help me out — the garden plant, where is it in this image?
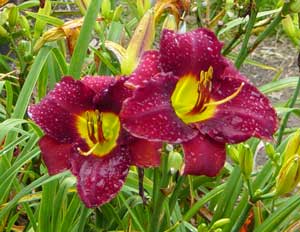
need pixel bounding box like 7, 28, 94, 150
0, 0, 300, 231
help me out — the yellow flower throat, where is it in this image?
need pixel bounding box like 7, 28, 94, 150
171, 66, 244, 124
76, 110, 120, 157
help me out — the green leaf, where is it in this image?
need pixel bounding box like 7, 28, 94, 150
26, 11, 64, 27
68, 0, 102, 79
259, 77, 299, 94
254, 196, 300, 232
0, 172, 69, 222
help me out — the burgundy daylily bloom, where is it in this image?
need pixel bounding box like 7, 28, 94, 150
121, 28, 278, 177
28, 76, 161, 208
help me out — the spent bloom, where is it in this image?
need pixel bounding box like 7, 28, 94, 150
28, 76, 161, 207
121, 28, 278, 177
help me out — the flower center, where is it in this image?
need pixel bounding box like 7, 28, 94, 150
75, 110, 121, 157
171, 66, 243, 124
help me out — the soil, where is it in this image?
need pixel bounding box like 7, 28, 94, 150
238, 36, 300, 165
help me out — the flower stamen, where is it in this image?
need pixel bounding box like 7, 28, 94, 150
203, 82, 244, 107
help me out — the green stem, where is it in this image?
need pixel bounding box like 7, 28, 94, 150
235, 4, 288, 68
183, 183, 225, 221
77, 207, 91, 232
148, 153, 169, 232
169, 176, 185, 214
235, 5, 258, 69
276, 44, 300, 146
231, 202, 252, 232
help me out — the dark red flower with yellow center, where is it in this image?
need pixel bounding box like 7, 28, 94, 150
121, 28, 278, 177
28, 76, 161, 208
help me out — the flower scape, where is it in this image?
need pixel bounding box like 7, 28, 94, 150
28, 28, 277, 208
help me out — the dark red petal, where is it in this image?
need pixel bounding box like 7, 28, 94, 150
126, 50, 161, 88
121, 73, 198, 143
39, 136, 71, 175
48, 76, 95, 113
92, 77, 132, 114
220, 58, 249, 82
182, 134, 225, 177
129, 138, 162, 167
28, 98, 77, 143
69, 146, 130, 208
81, 75, 115, 93
159, 28, 226, 77
196, 76, 278, 144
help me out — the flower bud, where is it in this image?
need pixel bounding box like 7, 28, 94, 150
282, 15, 296, 38
0, 25, 8, 37
227, 145, 239, 164
238, 144, 253, 179
121, 10, 155, 75
18, 15, 31, 39
137, 0, 151, 18
275, 155, 300, 196
282, 129, 300, 164
168, 151, 183, 174
265, 142, 276, 160
101, 0, 111, 19
74, 0, 91, 15
8, 5, 19, 27
210, 218, 230, 230
112, 5, 123, 21
290, 0, 300, 13
0, 8, 9, 25
162, 14, 177, 31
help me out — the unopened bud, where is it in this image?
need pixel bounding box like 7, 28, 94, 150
168, 151, 183, 174
8, 5, 19, 27
0, 8, 9, 25
282, 129, 300, 164
198, 223, 208, 232
265, 142, 276, 160
275, 155, 300, 196
282, 15, 296, 38
112, 5, 123, 21
290, 0, 300, 13
227, 145, 239, 164
74, 0, 91, 15
210, 218, 230, 230
121, 10, 155, 75
239, 144, 253, 179
101, 0, 111, 19
137, 0, 151, 18
162, 14, 177, 31
18, 15, 31, 38
0, 25, 8, 37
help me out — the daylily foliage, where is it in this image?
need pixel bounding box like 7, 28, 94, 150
29, 28, 277, 207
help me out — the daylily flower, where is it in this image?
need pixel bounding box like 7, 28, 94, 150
28, 76, 161, 208
120, 28, 278, 177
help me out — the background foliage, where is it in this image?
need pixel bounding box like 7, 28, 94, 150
0, 0, 300, 231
